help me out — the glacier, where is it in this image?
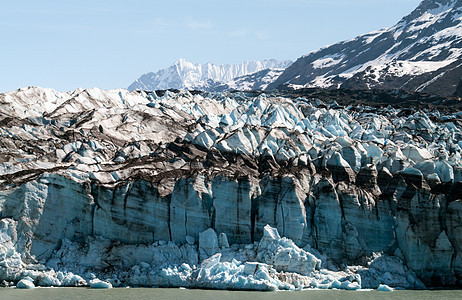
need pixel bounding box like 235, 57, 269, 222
0, 86, 461, 290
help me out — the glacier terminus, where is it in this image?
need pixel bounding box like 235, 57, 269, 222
2, 0, 462, 292
0, 87, 461, 290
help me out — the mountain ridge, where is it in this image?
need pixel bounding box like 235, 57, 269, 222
129, 0, 462, 96
268, 0, 462, 95
128, 58, 292, 92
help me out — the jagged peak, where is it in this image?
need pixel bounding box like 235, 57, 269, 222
175, 57, 188, 64
417, 0, 459, 10
269, 0, 462, 93
172, 58, 292, 69
400, 0, 461, 23
128, 59, 293, 91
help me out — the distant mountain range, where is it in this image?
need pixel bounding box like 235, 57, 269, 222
129, 0, 462, 96
128, 58, 292, 92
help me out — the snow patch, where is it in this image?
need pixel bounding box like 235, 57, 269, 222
312, 54, 344, 69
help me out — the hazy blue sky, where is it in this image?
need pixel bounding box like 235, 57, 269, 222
1, 0, 421, 92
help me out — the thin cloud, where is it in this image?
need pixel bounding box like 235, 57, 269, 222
229, 28, 270, 40
127, 18, 168, 34
229, 29, 249, 37
187, 19, 213, 31
255, 30, 270, 40
150, 17, 168, 33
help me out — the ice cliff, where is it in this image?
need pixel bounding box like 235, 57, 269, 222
0, 87, 461, 289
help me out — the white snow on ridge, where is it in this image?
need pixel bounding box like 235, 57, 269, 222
306, 75, 334, 89
129, 58, 293, 92
364, 60, 454, 79
427, 1, 458, 16
226, 69, 286, 91
395, 60, 454, 75
311, 54, 344, 69
432, 24, 462, 41
303, 59, 451, 89
363, 30, 387, 44
306, 54, 457, 89
407, 1, 460, 33
293, 0, 462, 90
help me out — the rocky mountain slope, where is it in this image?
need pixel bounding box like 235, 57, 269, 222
269, 0, 462, 96
0, 87, 461, 289
128, 58, 292, 92
212, 68, 286, 92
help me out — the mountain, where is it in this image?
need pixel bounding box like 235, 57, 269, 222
269, 0, 462, 96
211, 68, 286, 92
128, 58, 292, 92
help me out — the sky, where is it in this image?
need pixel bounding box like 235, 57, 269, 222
1, 0, 421, 93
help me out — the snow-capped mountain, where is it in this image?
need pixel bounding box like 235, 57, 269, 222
211, 68, 286, 92
269, 0, 462, 96
128, 58, 292, 92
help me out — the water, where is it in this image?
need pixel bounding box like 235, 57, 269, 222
1, 288, 461, 300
